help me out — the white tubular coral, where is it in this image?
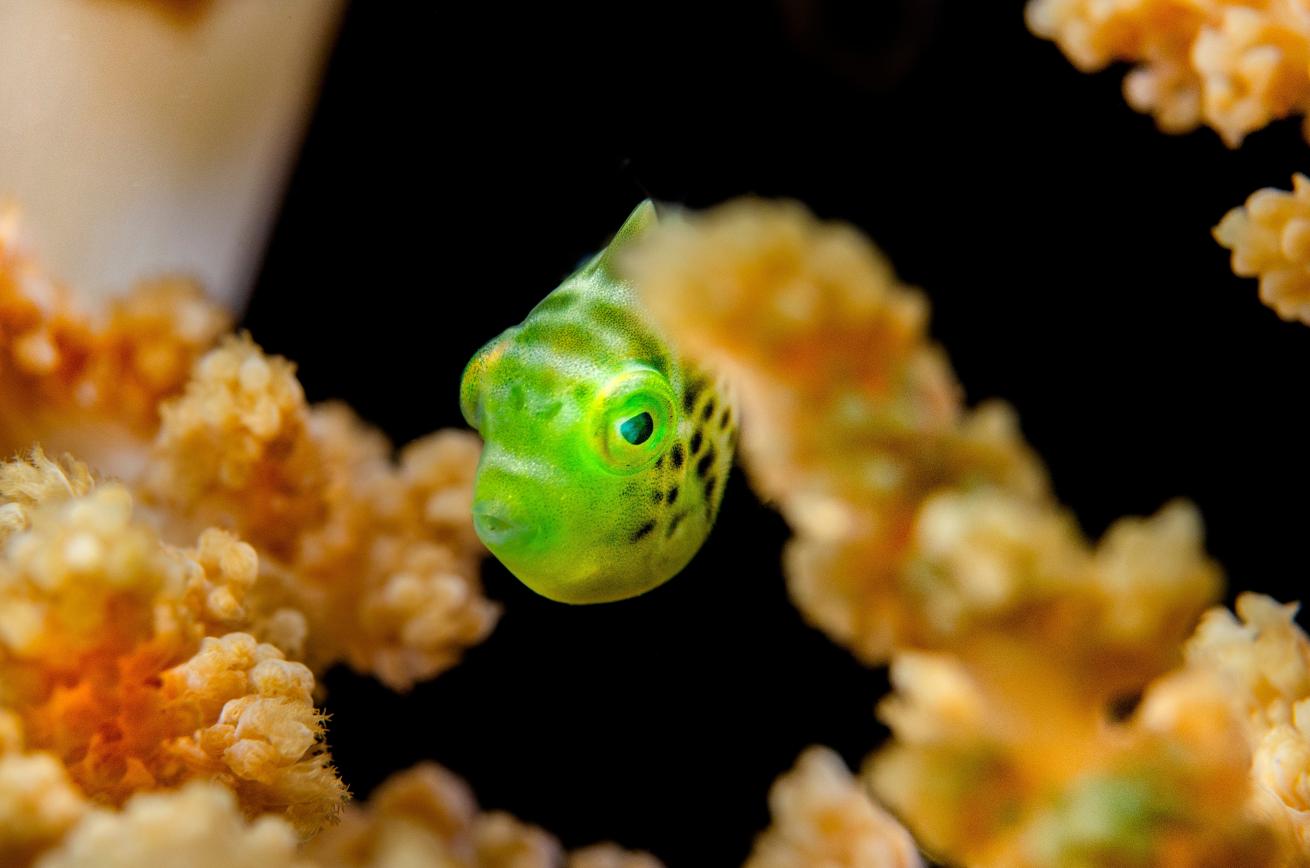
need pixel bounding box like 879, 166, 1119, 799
1215, 173, 1310, 323
745, 747, 922, 868
1026, 0, 1310, 146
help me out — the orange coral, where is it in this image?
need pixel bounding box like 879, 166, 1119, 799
33, 781, 308, 868
0, 450, 345, 846
304, 762, 662, 868
746, 747, 922, 868
868, 650, 1293, 865
624, 199, 1296, 863
0, 214, 496, 689
0, 709, 88, 866
141, 335, 496, 689
0, 212, 228, 471
1183, 593, 1310, 851
1026, 0, 1310, 146
1215, 173, 1310, 323
625, 200, 1219, 700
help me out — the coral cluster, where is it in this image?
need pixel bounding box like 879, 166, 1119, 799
140, 335, 496, 690
1215, 173, 1310, 323
0, 217, 660, 864
626, 199, 1305, 864
0, 216, 496, 690
745, 748, 921, 868
626, 200, 1218, 692
305, 763, 663, 868
0, 450, 345, 863
0, 207, 228, 476
1026, 0, 1310, 146
26, 762, 667, 868
1184, 594, 1310, 851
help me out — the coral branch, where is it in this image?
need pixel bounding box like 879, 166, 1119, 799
304, 763, 662, 868
624, 198, 1296, 863
1215, 173, 1310, 323
746, 747, 922, 868
1026, 0, 1310, 146
0, 451, 346, 848
626, 200, 1219, 699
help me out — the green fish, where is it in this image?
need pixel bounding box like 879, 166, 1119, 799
460, 201, 736, 603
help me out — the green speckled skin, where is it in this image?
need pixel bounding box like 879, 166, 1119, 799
460, 202, 736, 603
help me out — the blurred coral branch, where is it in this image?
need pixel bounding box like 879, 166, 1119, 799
1215, 173, 1310, 323
626, 199, 1304, 864
1026, 0, 1310, 146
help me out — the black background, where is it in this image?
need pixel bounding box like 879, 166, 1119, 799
244, 2, 1310, 864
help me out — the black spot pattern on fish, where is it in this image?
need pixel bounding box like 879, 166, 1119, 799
683, 377, 705, 413
671, 443, 685, 469
696, 446, 716, 479
631, 520, 656, 542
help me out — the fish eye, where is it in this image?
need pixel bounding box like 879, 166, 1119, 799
592, 370, 675, 473
619, 412, 654, 445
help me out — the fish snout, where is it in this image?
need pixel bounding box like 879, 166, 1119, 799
472, 500, 537, 549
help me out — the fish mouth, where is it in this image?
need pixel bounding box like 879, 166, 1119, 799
472, 503, 537, 549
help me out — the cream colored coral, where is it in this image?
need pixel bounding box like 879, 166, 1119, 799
34, 781, 309, 868
0, 214, 228, 469
1215, 173, 1310, 323
567, 844, 664, 868
869, 650, 1294, 866
625, 198, 1282, 864
0, 750, 87, 865
1026, 0, 1310, 146
159, 633, 341, 835
745, 747, 921, 868
626, 200, 1219, 698
142, 337, 495, 690
0, 451, 345, 836
3, 213, 493, 689
1183, 593, 1310, 849
305, 762, 661, 868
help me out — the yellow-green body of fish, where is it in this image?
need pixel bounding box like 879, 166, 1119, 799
459, 202, 736, 603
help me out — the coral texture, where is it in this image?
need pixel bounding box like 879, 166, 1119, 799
625, 199, 1301, 864
141, 335, 496, 689
625, 199, 1219, 697
745, 747, 922, 868
0, 208, 228, 472
34, 782, 310, 868
1215, 173, 1310, 323
1026, 0, 1310, 146
1184, 593, 1310, 851
304, 763, 663, 868
0, 216, 496, 690
0, 450, 345, 860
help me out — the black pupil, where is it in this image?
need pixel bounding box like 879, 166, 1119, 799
620, 412, 654, 445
